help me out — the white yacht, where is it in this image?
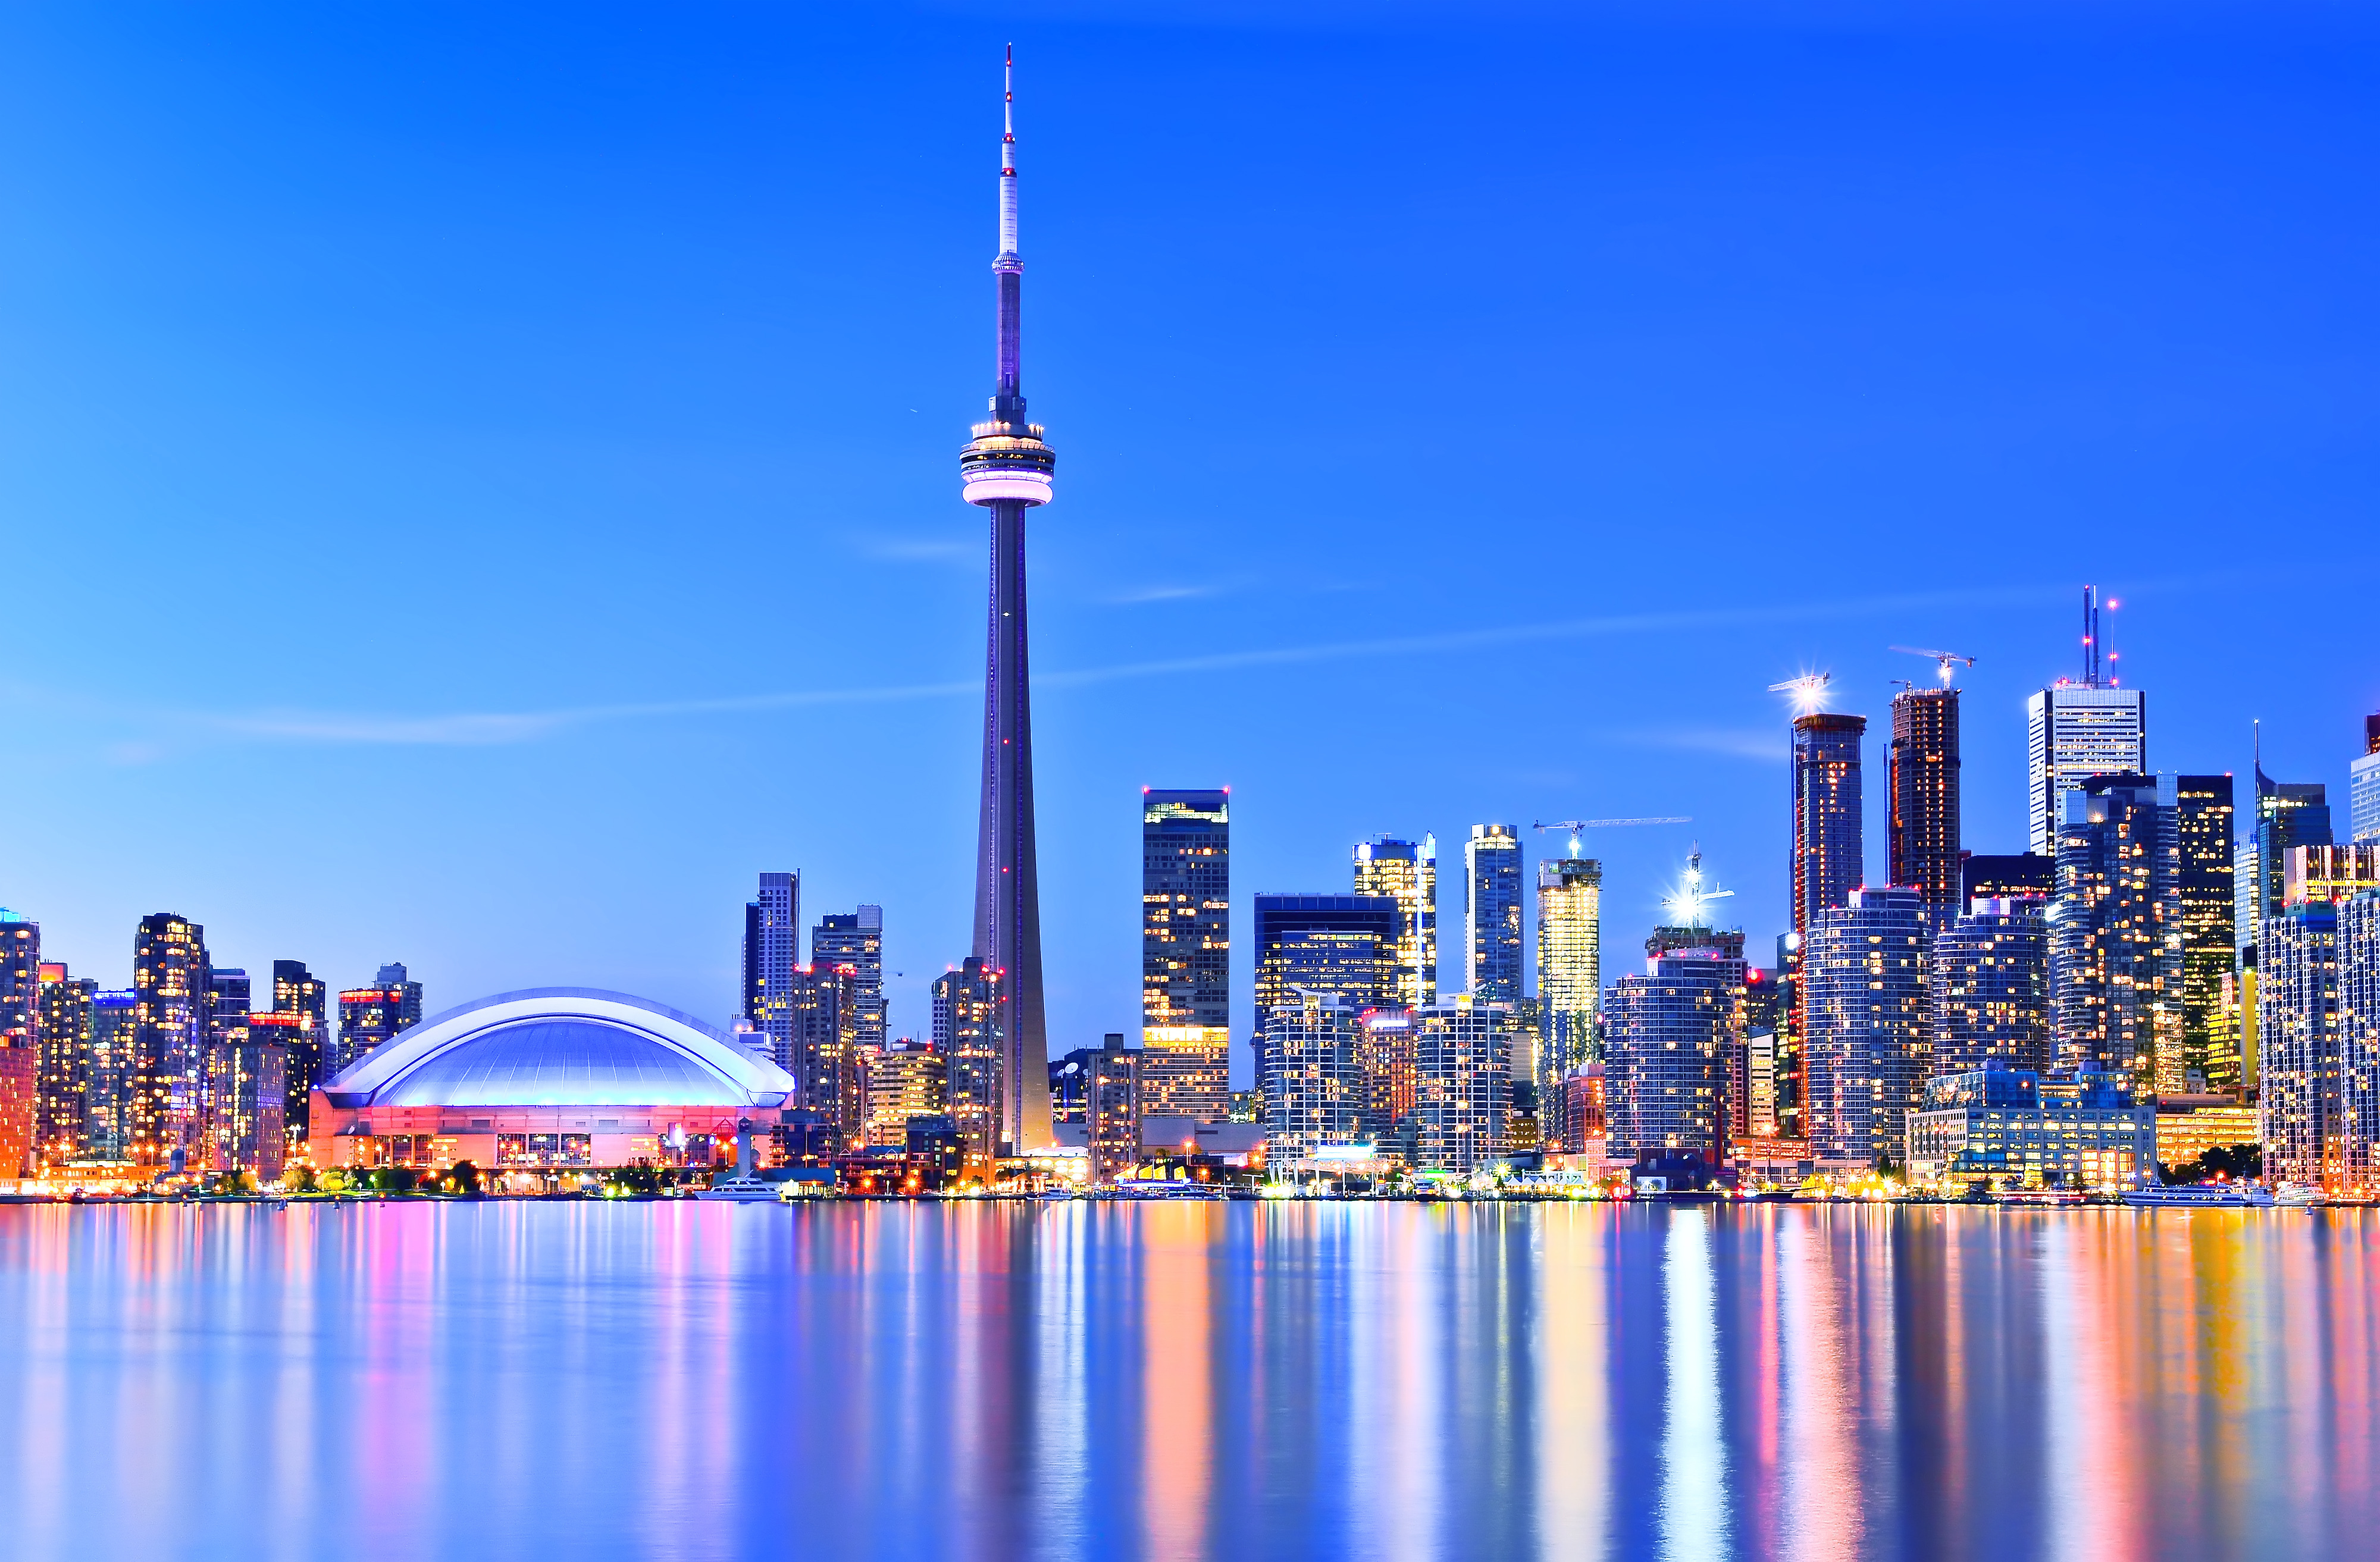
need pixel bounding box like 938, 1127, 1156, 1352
697, 1118, 787, 1203
2121, 1183, 2275, 1209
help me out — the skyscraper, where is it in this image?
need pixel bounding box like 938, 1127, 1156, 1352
1604, 944, 1744, 1170
2174, 774, 2241, 1094
335, 969, 421, 1077
1930, 899, 2049, 1075
862, 1039, 946, 1149
2353, 714, 2380, 845
1141, 789, 1230, 1124
793, 964, 864, 1146
2053, 774, 2182, 1089
36, 964, 93, 1167
87, 991, 137, 1161
812, 907, 887, 1050
932, 958, 1002, 1163
1354, 836, 1438, 1008
2026, 586, 2148, 858
1889, 685, 1961, 927
131, 914, 207, 1167
743, 871, 800, 1068
0, 913, 35, 1178
1410, 998, 1509, 1173
2260, 899, 2341, 1188
202, 968, 250, 1169
1089, 1031, 1142, 1180
960, 54, 1057, 1154
2335, 889, 2380, 1193
1464, 824, 1524, 1002
1252, 895, 1398, 1018
1535, 857, 1602, 1086
1262, 991, 1363, 1168
2237, 761, 2332, 977
1803, 886, 1931, 1169
1785, 710, 1865, 1143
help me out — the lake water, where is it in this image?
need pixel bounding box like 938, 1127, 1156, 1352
1, 1201, 2373, 1561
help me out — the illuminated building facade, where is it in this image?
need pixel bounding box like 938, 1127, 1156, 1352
2336, 892, 2380, 1192
1930, 899, 2049, 1075
1410, 998, 1508, 1172
793, 964, 865, 1147
2052, 774, 2181, 1089
862, 1039, 946, 1147
1252, 895, 1396, 1015
0, 913, 36, 1046
2237, 767, 2331, 976
1263, 990, 1363, 1167
2260, 900, 2341, 1187
1785, 711, 1866, 1143
743, 871, 801, 1066
1889, 686, 1962, 928
336, 973, 422, 1078
1803, 886, 1931, 1169
933, 958, 1002, 1160
36, 964, 93, 1165
86, 991, 136, 1159
312, 989, 796, 1172
1604, 946, 1743, 1168
203, 1031, 284, 1180
269, 959, 330, 1115
2174, 774, 2240, 1094
2153, 1096, 2260, 1169
132, 913, 208, 1166
813, 907, 887, 1050
1961, 854, 2053, 908
1354, 836, 1439, 1008
2027, 687, 2147, 858
1141, 789, 1230, 1123
2353, 713, 2380, 843
1536, 857, 1601, 1086
1089, 1031, 1141, 1179
1464, 824, 1523, 1002
1358, 1008, 1417, 1150
960, 55, 1059, 1156
1905, 1063, 2152, 1189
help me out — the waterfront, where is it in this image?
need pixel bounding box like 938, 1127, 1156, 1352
1, 1203, 2374, 1561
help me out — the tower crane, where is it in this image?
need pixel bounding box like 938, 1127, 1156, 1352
1665, 843, 1736, 927
1888, 645, 1977, 686
1767, 672, 1832, 714
1532, 816, 1690, 858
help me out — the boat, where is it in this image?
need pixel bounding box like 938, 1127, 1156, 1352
2273, 1183, 2329, 1209
2121, 1183, 2275, 1209
696, 1174, 783, 1203
1997, 1189, 2086, 1206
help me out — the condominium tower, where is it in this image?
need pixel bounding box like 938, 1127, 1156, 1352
1464, 824, 1524, 1002
1141, 789, 1231, 1124
1889, 685, 1961, 927
1536, 857, 1602, 1083
1354, 836, 1439, 1008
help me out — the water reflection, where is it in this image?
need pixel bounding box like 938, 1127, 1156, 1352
1, 1203, 2376, 1560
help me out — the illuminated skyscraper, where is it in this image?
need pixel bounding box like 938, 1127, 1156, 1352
813, 906, 887, 1050
793, 964, 864, 1146
2053, 774, 2182, 1090
1784, 711, 1865, 1143
1464, 824, 1523, 1002
336, 966, 421, 1077
1605, 944, 1743, 1169
1535, 857, 1602, 1083
2026, 586, 2147, 858
2174, 774, 2241, 1094
2337, 889, 2380, 1193
2353, 713, 2380, 844
1262, 991, 1363, 1168
1141, 789, 1230, 1124
1410, 998, 1508, 1172
1252, 896, 1397, 1017
0, 914, 35, 1177
1889, 685, 1961, 927
863, 1039, 947, 1148
1354, 836, 1438, 1008
2261, 899, 2341, 1188
743, 871, 800, 1065
1089, 1032, 1142, 1180
1930, 899, 2049, 1075
1803, 886, 1931, 1169
2234, 754, 2329, 1086
131, 914, 208, 1167
960, 54, 1058, 1153
933, 958, 1002, 1162
36, 964, 93, 1166
86, 991, 136, 1160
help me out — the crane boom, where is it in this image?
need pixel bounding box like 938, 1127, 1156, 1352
1532, 816, 1690, 857
1888, 645, 1977, 685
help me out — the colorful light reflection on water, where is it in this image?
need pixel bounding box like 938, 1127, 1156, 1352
1, 1202, 2375, 1561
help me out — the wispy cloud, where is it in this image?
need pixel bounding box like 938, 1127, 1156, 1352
1611, 727, 1786, 763
1105, 582, 1222, 605
54, 576, 2105, 751
856, 537, 978, 566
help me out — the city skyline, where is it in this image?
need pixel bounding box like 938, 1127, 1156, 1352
2, 9, 2378, 1076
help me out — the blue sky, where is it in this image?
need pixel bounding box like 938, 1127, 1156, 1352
1, 2, 2375, 1076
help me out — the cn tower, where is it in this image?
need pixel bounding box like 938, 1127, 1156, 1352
959, 48, 1056, 1151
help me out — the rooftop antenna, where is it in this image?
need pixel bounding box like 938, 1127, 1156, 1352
2105, 594, 2121, 686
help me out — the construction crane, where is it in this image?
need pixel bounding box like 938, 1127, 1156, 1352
1665, 843, 1736, 926
1889, 645, 1977, 686
1532, 816, 1690, 858
1767, 672, 1832, 714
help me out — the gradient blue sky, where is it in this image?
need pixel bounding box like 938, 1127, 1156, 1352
2, 2, 2376, 1075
